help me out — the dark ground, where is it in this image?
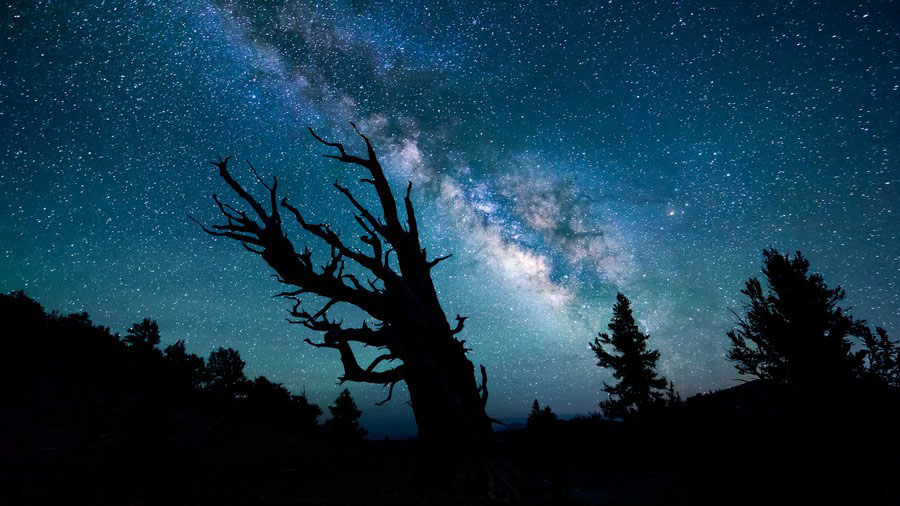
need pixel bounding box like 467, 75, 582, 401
3, 376, 899, 505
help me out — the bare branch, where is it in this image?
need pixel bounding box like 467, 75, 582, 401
188, 214, 262, 245
341, 273, 367, 292
306, 331, 405, 385
384, 248, 394, 270
375, 380, 400, 406
245, 160, 279, 215
209, 156, 269, 221
281, 197, 384, 275
199, 159, 389, 319
404, 180, 419, 245
242, 243, 264, 255
211, 194, 248, 224
246, 160, 272, 191
303, 337, 333, 349
334, 182, 385, 237
308, 127, 370, 167
451, 314, 468, 335
428, 254, 454, 269
349, 121, 378, 160
308, 126, 403, 242
273, 289, 304, 298
287, 296, 342, 332
364, 353, 397, 373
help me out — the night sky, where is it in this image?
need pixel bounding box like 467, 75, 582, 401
2, 0, 897, 437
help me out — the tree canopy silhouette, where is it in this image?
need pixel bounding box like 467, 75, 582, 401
206, 347, 248, 401
290, 391, 324, 433
664, 380, 682, 406
164, 339, 207, 392
192, 124, 515, 500
323, 388, 367, 440
527, 399, 558, 432
241, 376, 322, 431
590, 293, 667, 421
860, 326, 899, 388
726, 249, 866, 389
124, 318, 161, 350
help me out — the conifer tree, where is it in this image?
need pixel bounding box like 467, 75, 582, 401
324, 388, 367, 440
860, 327, 900, 388
664, 380, 682, 406
529, 399, 541, 422
726, 249, 866, 388
124, 319, 161, 350
527, 399, 558, 431
590, 293, 667, 421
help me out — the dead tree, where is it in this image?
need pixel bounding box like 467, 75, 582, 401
191, 124, 516, 501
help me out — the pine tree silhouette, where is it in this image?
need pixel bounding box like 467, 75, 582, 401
324, 388, 367, 440
860, 326, 900, 388
529, 399, 541, 421
727, 249, 866, 389
590, 293, 667, 421
124, 319, 161, 350
527, 399, 558, 432
664, 380, 682, 406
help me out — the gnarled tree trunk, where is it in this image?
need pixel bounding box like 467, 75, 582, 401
191, 124, 517, 502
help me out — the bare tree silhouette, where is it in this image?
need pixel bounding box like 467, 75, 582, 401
191, 124, 515, 501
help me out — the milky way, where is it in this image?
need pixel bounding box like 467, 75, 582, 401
1, 0, 897, 436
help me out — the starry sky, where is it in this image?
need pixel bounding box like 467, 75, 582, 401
1, 0, 898, 437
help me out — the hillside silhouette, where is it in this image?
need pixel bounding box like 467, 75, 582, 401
3, 274, 899, 505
